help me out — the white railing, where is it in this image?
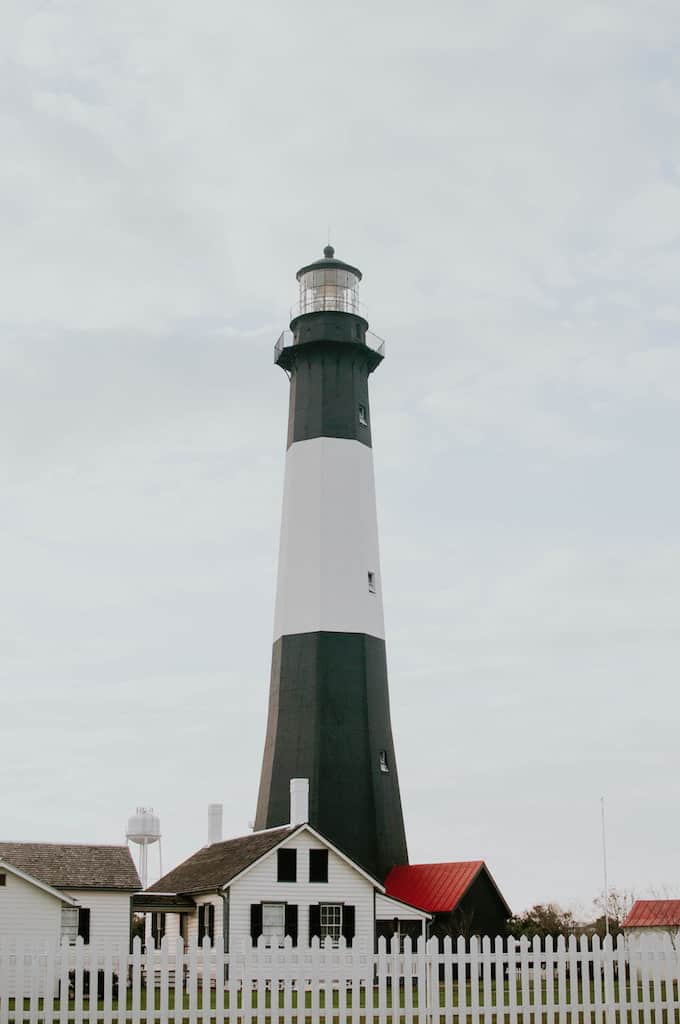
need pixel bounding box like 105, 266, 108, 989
2, 933, 679, 1023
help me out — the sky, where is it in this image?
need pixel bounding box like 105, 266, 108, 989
2, 0, 680, 917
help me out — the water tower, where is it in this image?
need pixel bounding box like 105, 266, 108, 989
126, 807, 162, 889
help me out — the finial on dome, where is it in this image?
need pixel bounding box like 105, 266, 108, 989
323, 244, 335, 259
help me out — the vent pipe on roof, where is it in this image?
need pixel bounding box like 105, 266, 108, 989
208, 803, 223, 845
290, 778, 309, 826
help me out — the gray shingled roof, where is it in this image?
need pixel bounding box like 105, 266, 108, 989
0, 842, 141, 891
147, 826, 295, 895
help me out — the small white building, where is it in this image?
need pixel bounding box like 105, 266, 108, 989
136, 782, 429, 951
623, 900, 680, 947
0, 841, 141, 949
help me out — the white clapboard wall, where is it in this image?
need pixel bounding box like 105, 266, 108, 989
1, 933, 679, 1024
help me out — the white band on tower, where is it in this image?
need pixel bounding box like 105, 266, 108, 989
273, 436, 385, 641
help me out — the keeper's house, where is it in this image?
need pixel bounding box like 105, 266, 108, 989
0, 842, 141, 948
135, 781, 430, 951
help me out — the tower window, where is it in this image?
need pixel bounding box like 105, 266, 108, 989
379, 750, 389, 773
368, 571, 376, 594
358, 404, 368, 426
277, 848, 297, 882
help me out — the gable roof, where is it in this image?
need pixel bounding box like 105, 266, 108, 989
147, 822, 384, 896
385, 861, 510, 915
147, 827, 295, 895
0, 842, 141, 891
623, 900, 680, 928
0, 859, 79, 906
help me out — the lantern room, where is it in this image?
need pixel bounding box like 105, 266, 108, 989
295, 245, 362, 316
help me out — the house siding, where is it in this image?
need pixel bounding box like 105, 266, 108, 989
228, 831, 374, 951
0, 870, 62, 943
64, 890, 133, 949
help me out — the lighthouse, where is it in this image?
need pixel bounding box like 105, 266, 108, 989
254, 246, 408, 881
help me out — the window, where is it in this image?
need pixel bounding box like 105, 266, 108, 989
358, 403, 368, 426
77, 907, 91, 945
368, 571, 376, 594
151, 911, 165, 949
262, 902, 285, 947
60, 907, 78, 945
309, 849, 328, 883
310, 903, 355, 947
0, 873, 5, 886
379, 750, 389, 773
198, 903, 215, 946
251, 903, 298, 947
277, 848, 297, 882
320, 904, 342, 945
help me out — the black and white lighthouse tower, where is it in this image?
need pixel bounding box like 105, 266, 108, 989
255, 247, 408, 882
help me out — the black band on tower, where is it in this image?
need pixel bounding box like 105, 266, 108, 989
254, 631, 408, 882
284, 342, 374, 448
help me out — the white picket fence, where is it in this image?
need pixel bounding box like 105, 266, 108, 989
1, 933, 679, 1024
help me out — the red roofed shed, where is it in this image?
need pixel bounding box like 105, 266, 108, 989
623, 900, 680, 929
385, 861, 511, 940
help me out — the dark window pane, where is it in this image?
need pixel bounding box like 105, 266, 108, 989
77, 907, 91, 945
277, 848, 297, 882
309, 849, 328, 883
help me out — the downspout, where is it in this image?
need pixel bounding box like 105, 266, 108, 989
220, 890, 230, 950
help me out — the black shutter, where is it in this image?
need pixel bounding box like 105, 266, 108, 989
284, 904, 298, 947
198, 904, 205, 944
77, 908, 91, 945
309, 904, 321, 942
207, 904, 215, 944
342, 906, 355, 947
250, 903, 263, 946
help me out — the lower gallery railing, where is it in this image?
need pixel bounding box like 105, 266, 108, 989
1, 934, 679, 1024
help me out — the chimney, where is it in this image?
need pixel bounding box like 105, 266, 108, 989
208, 803, 223, 845
289, 778, 309, 826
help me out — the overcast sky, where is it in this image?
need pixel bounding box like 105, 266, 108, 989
2, 0, 680, 917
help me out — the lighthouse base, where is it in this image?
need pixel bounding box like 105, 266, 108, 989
254, 631, 408, 882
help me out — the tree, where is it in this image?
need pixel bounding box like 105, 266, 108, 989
507, 904, 577, 939
588, 887, 636, 938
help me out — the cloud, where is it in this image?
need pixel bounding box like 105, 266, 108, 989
1, 0, 679, 911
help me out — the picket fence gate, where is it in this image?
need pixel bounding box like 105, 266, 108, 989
1, 933, 679, 1024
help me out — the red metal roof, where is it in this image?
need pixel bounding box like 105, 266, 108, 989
623, 900, 680, 928
385, 861, 486, 913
